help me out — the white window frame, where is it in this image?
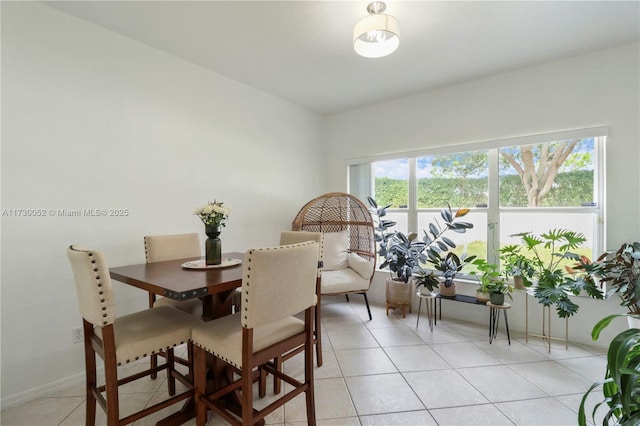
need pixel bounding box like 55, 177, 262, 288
347, 127, 608, 265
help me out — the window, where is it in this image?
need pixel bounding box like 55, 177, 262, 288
348, 128, 606, 275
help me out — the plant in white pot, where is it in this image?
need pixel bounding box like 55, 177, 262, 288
471, 258, 503, 303
498, 245, 536, 289
368, 197, 474, 314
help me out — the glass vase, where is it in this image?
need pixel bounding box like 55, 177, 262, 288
205, 224, 222, 266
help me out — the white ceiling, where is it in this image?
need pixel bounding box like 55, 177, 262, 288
44, 1, 640, 115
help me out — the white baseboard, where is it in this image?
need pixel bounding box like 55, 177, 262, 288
1, 371, 86, 410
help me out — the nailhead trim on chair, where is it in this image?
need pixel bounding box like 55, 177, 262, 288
87, 251, 112, 326
117, 340, 189, 366
200, 242, 317, 368
244, 254, 251, 320
242, 243, 312, 324
88, 248, 192, 365
193, 341, 239, 369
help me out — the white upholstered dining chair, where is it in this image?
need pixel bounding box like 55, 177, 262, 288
262, 231, 323, 396
191, 241, 319, 425
144, 232, 203, 379
67, 245, 201, 426
144, 233, 202, 315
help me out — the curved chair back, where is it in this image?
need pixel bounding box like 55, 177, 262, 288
67, 245, 116, 327
292, 192, 376, 270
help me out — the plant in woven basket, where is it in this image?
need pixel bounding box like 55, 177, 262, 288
368, 197, 474, 292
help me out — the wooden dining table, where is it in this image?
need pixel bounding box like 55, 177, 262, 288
109, 252, 247, 425
109, 252, 245, 321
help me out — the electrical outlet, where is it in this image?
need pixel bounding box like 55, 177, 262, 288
72, 326, 83, 344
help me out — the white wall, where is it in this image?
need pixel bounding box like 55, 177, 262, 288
325, 43, 640, 348
2, 1, 639, 408
0, 2, 324, 405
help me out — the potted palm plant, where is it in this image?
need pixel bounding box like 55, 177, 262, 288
510, 229, 603, 318
368, 197, 473, 314
578, 313, 640, 426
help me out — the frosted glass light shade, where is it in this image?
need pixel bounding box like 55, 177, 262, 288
353, 13, 400, 58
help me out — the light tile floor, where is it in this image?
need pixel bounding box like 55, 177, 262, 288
1, 297, 609, 426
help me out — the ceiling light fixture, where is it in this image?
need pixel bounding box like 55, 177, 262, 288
353, 1, 400, 59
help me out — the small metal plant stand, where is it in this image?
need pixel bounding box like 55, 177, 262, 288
525, 291, 569, 353
415, 290, 436, 331
487, 301, 511, 345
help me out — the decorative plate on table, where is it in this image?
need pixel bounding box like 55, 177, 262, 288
181, 258, 242, 270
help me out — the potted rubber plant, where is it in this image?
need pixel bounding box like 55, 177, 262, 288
578, 313, 640, 426
368, 197, 473, 314
425, 251, 476, 297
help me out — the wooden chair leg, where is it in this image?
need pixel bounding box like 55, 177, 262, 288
194, 346, 207, 426
166, 349, 176, 396
259, 367, 267, 398
187, 343, 194, 379
83, 321, 97, 426
149, 292, 159, 380
305, 309, 316, 425
242, 372, 254, 426
315, 300, 323, 367
272, 356, 283, 394
150, 354, 159, 380
102, 332, 120, 426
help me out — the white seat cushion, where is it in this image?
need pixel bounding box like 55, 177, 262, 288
191, 312, 304, 368
321, 268, 370, 294
95, 305, 200, 365
153, 297, 203, 316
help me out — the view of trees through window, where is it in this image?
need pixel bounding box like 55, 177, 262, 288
370, 137, 601, 273
500, 139, 595, 207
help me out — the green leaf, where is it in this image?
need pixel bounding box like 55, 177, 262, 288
442, 236, 456, 248
441, 208, 453, 223
592, 314, 626, 341
429, 223, 440, 239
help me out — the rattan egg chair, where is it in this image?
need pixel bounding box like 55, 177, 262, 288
292, 192, 376, 321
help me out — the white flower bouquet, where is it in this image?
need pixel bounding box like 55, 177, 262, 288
194, 200, 230, 228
